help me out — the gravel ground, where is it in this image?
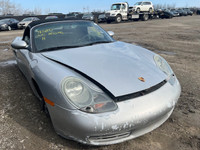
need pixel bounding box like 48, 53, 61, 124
0, 16, 200, 150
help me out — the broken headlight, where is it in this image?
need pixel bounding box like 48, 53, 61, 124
154, 55, 175, 85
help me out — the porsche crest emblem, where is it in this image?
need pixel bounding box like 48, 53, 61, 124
138, 77, 145, 82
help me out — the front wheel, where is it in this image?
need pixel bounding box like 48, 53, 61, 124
115, 15, 122, 23
8, 26, 11, 31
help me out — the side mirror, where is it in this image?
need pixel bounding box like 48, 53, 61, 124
11, 38, 28, 49
107, 31, 115, 37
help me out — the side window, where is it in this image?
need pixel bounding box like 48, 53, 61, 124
24, 36, 30, 45
23, 28, 30, 46
122, 4, 126, 10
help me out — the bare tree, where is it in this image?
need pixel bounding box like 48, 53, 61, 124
33, 7, 42, 15
0, 0, 22, 15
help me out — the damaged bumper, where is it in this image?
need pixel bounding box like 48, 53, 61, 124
48, 78, 181, 145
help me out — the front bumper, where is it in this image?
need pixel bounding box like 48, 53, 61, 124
0, 26, 8, 31
106, 16, 116, 22
18, 24, 26, 29
47, 78, 181, 145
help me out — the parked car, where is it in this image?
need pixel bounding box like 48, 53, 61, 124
0, 18, 19, 31
11, 19, 181, 146
82, 13, 97, 22
45, 16, 58, 20
170, 9, 180, 17
132, 1, 154, 13
176, 9, 187, 16
65, 13, 78, 19
18, 17, 40, 29
65, 12, 82, 19
159, 10, 174, 19
197, 9, 200, 15
183, 8, 193, 16
98, 14, 106, 23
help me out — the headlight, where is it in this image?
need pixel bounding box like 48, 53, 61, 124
154, 55, 173, 76
61, 77, 118, 113
154, 55, 175, 85
1, 24, 7, 27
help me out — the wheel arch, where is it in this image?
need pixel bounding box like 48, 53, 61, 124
31, 78, 43, 100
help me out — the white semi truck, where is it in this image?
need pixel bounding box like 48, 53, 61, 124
105, 2, 155, 23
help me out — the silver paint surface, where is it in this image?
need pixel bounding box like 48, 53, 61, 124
12, 32, 181, 145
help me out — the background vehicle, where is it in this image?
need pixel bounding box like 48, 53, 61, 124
82, 13, 98, 22
132, 1, 154, 13
159, 10, 174, 19
176, 9, 187, 16
18, 17, 40, 29
170, 9, 180, 17
183, 8, 193, 16
98, 14, 106, 23
0, 18, 19, 31
45, 16, 58, 20
65, 12, 82, 19
106, 2, 155, 23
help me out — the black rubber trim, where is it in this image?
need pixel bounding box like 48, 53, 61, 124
43, 55, 167, 102
115, 80, 167, 102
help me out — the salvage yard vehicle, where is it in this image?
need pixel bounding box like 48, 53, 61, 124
0, 18, 19, 31
18, 17, 40, 29
45, 16, 58, 20
98, 14, 106, 23
159, 10, 174, 19
105, 2, 155, 23
11, 19, 181, 145
132, 1, 154, 13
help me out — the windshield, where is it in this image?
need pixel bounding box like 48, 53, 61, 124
134, 2, 142, 5
45, 16, 58, 19
111, 4, 121, 10
22, 17, 33, 21
66, 14, 75, 17
0, 19, 9, 24
33, 21, 114, 52
83, 14, 92, 17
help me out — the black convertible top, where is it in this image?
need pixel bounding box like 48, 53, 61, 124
28, 18, 88, 28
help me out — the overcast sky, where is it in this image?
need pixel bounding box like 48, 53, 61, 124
12, 0, 200, 14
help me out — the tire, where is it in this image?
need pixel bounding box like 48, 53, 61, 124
8, 26, 11, 31
115, 15, 122, 23
106, 20, 111, 24
136, 8, 140, 13
149, 8, 153, 14
142, 14, 149, 21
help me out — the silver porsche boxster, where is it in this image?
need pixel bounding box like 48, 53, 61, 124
11, 20, 181, 145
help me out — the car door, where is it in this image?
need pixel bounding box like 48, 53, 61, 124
14, 30, 33, 80
143, 2, 149, 11
121, 4, 128, 20
140, 2, 145, 11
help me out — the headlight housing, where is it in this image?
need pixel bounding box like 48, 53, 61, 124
1, 24, 7, 27
61, 77, 118, 113
154, 55, 176, 85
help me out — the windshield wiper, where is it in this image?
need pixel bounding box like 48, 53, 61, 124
39, 41, 113, 52
85, 41, 113, 46
39, 45, 83, 52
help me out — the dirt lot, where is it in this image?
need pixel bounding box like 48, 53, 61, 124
0, 16, 200, 150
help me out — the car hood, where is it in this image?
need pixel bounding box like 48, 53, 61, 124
41, 41, 167, 97
18, 21, 31, 24
0, 22, 7, 25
